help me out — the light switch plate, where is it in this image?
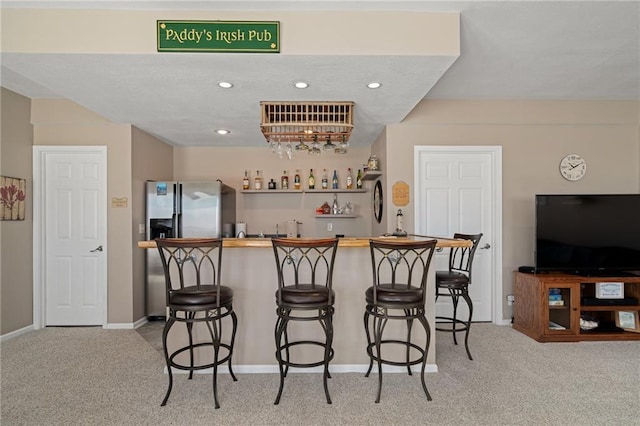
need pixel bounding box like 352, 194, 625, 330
138, 224, 146, 234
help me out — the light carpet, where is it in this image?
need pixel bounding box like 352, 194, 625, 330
1, 324, 638, 425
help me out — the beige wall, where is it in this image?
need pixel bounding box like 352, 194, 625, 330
31, 99, 136, 324
0, 95, 172, 334
389, 99, 640, 319
174, 146, 376, 238
131, 127, 173, 322
2, 9, 458, 56
0, 6, 459, 335
2, 94, 639, 335
0, 88, 34, 335
1, 7, 637, 336
370, 129, 388, 237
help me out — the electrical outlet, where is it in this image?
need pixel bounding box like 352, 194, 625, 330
507, 294, 515, 306
327, 222, 333, 232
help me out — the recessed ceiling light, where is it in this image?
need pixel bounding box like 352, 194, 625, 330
218, 81, 233, 89
294, 81, 309, 89
367, 82, 382, 89
215, 129, 230, 135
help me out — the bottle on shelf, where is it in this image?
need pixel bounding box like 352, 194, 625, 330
254, 170, 263, 190
356, 169, 363, 189
321, 201, 331, 214
322, 169, 329, 190
242, 170, 250, 190
294, 170, 301, 190
343, 201, 353, 215
268, 179, 276, 190
281, 170, 289, 190
308, 169, 315, 189
332, 193, 339, 215
332, 170, 339, 189
346, 168, 353, 189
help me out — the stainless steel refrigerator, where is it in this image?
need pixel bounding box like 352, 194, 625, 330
145, 180, 236, 319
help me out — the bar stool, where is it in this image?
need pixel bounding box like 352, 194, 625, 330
364, 238, 438, 403
435, 233, 483, 360
271, 238, 339, 405
155, 238, 238, 409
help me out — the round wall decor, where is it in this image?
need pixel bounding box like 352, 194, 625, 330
559, 154, 587, 181
373, 180, 383, 223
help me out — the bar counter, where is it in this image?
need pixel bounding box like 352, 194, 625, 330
138, 235, 472, 249
138, 236, 471, 372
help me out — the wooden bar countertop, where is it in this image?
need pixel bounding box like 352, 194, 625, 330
137, 235, 472, 249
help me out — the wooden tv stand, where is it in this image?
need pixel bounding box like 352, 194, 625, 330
513, 272, 640, 342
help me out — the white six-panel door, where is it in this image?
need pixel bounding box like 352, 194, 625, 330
34, 147, 107, 327
415, 146, 502, 323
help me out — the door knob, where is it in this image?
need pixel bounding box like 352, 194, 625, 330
480, 243, 491, 249
90, 245, 103, 252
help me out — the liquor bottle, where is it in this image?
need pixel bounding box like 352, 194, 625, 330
346, 168, 353, 189
254, 170, 263, 190
294, 170, 301, 190
281, 170, 289, 190
308, 169, 315, 189
332, 170, 339, 189
322, 169, 329, 190
268, 179, 276, 190
356, 169, 363, 189
242, 170, 250, 190
332, 193, 339, 215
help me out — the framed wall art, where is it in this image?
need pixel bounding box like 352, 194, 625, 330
615, 311, 640, 333
1, 176, 26, 221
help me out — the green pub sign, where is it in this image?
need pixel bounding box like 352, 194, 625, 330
158, 20, 280, 53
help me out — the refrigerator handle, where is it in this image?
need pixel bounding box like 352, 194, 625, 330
174, 183, 181, 214
174, 183, 181, 237
173, 213, 181, 238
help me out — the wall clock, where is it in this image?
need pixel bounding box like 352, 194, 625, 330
373, 180, 383, 223
559, 154, 587, 181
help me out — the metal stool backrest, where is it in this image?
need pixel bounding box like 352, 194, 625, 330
156, 238, 223, 308
447, 233, 483, 280
271, 238, 339, 306
369, 239, 438, 306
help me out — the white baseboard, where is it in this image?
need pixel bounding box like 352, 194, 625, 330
2, 320, 149, 335
496, 319, 513, 326
133, 317, 149, 329
0, 324, 34, 342
104, 322, 135, 329
104, 318, 150, 329
164, 363, 438, 375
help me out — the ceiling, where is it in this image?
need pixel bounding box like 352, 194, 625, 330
1, 1, 639, 148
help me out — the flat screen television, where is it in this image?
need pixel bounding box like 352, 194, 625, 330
535, 194, 640, 276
